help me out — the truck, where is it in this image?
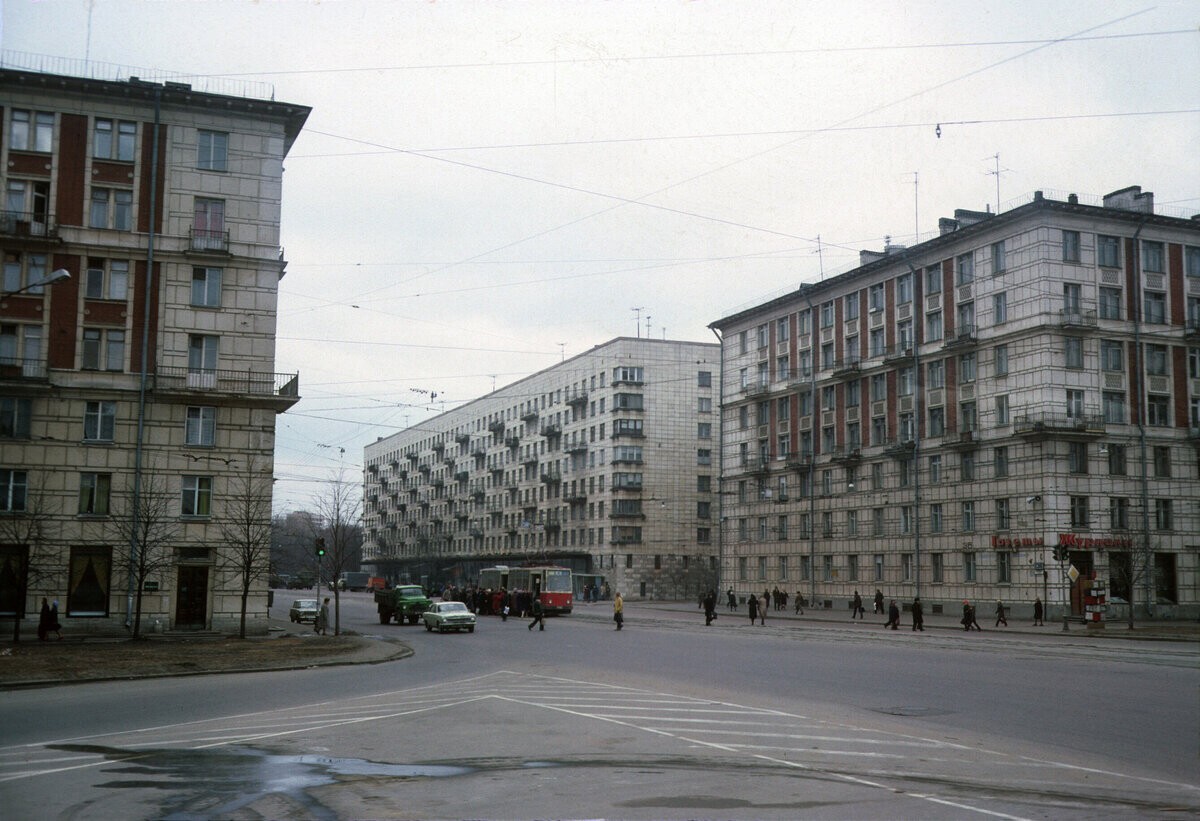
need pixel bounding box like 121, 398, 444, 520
375, 584, 432, 625
337, 571, 372, 592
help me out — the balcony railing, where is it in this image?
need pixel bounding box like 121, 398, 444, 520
943, 324, 977, 348
831, 357, 861, 378
741, 381, 770, 397
0, 356, 48, 381
1014, 412, 1106, 437
1059, 309, 1098, 330
154, 366, 298, 398
189, 228, 229, 253
0, 210, 58, 242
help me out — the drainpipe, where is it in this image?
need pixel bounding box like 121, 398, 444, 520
127, 85, 161, 630
710, 327, 725, 595
905, 262, 922, 601
1130, 217, 1153, 619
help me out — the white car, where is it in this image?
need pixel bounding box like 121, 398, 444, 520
422, 601, 477, 633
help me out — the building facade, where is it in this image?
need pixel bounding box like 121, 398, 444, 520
0, 68, 309, 635
363, 337, 721, 600
712, 187, 1200, 621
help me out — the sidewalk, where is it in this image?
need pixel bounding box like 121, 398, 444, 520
567, 597, 1200, 642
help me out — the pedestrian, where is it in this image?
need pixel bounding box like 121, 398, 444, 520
911, 596, 924, 631
1033, 596, 1044, 626
884, 599, 900, 629
747, 592, 759, 625
37, 597, 52, 641
758, 594, 767, 625
874, 589, 884, 615
613, 591, 624, 630
726, 587, 737, 611
49, 599, 62, 639
703, 590, 717, 626
994, 599, 1008, 627
528, 596, 545, 631
315, 597, 330, 635
851, 590, 865, 619
961, 599, 982, 631
794, 590, 805, 615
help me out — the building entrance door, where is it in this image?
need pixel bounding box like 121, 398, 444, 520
175, 566, 209, 629
1068, 551, 1094, 616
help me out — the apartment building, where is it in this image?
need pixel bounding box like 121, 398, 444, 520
0, 67, 309, 635
363, 337, 720, 600
711, 187, 1200, 621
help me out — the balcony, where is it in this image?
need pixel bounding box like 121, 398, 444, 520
828, 445, 862, 463
741, 455, 770, 474
788, 370, 814, 391
523, 455, 539, 467
1186, 318, 1200, 341
566, 389, 588, 407
943, 324, 977, 349
566, 442, 588, 454
189, 228, 229, 254
454, 468, 469, 481
831, 357, 861, 379
455, 432, 470, 444
432, 441, 445, 453
152, 366, 299, 408
741, 381, 770, 398
784, 450, 813, 470
540, 423, 562, 438
504, 434, 520, 449
1014, 412, 1106, 439
540, 467, 561, 484
418, 463, 431, 474
488, 419, 505, 433
564, 490, 587, 503
0, 210, 60, 246
947, 430, 979, 450
883, 436, 916, 457
883, 344, 915, 365
521, 409, 539, 422
1059, 309, 1098, 331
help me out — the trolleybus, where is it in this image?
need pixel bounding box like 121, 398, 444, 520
479, 565, 573, 614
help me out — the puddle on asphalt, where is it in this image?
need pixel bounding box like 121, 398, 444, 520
50, 743, 541, 819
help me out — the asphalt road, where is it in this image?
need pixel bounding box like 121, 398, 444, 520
1, 591, 1196, 820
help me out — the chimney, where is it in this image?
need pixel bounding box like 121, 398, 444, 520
1102, 186, 1154, 214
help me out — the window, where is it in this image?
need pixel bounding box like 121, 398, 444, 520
925, 265, 942, 294
956, 252, 974, 285
1153, 446, 1171, 478
930, 503, 943, 533
957, 301, 975, 333
1064, 337, 1083, 369
997, 551, 1011, 584
1066, 389, 1085, 420
868, 284, 884, 312
89, 188, 133, 230
821, 343, 835, 370
1062, 230, 1080, 262
931, 553, 944, 583
993, 292, 1007, 324
963, 551, 977, 582
81, 329, 125, 371
83, 401, 116, 442
844, 293, 860, 321
696, 449, 711, 466
993, 344, 1009, 377
1068, 441, 1088, 474
960, 401, 977, 437
846, 422, 860, 449
925, 310, 943, 342
698, 370, 712, 388
1099, 287, 1122, 320
94, 118, 136, 161
926, 359, 944, 389
68, 546, 111, 616
845, 553, 858, 581
197, 130, 228, 171
777, 515, 788, 541
1107, 443, 1127, 475
4, 181, 50, 233
1154, 499, 1173, 531
1110, 497, 1130, 529
959, 352, 976, 383
191, 267, 222, 307
995, 394, 1009, 426
757, 324, 768, 349
928, 454, 941, 483
1102, 391, 1125, 424
873, 553, 884, 581
1147, 395, 1170, 427
612, 472, 643, 489
993, 446, 1008, 478
797, 309, 811, 335
0, 469, 27, 512
698, 397, 712, 413
78, 473, 111, 516
188, 334, 219, 374
696, 475, 710, 494
901, 506, 913, 534
0, 397, 32, 439
186, 406, 216, 447
872, 508, 884, 536
898, 366, 914, 396
182, 475, 213, 516
820, 301, 834, 328
1142, 240, 1164, 273
991, 240, 1006, 275
869, 328, 884, 357
1146, 344, 1167, 376
897, 272, 913, 303
846, 381, 860, 408
9, 109, 54, 152
1093, 235, 1120, 269
846, 509, 858, 536
1100, 340, 1122, 372
1155, 553, 1178, 603
614, 393, 644, 410
897, 320, 913, 351
961, 501, 975, 532
776, 355, 790, 381
961, 451, 975, 481
776, 319, 789, 344
697, 422, 712, 439
193, 198, 226, 250
1063, 495, 1091, 531
1143, 291, 1166, 324
85, 260, 129, 301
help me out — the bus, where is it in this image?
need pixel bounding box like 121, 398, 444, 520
479, 565, 573, 614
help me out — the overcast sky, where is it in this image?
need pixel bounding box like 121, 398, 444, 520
3, 0, 1198, 513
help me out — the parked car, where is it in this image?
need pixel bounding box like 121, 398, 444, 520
289, 599, 320, 623
422, 601, 476, 633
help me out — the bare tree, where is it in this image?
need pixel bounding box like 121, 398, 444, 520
310, 467, 362, 636
110, 465, 180, 639
0, 477, 60, 643
216, 460, 273, 638
1109, 535, 1155, 629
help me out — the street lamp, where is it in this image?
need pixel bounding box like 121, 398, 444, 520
1, 268, 70, 298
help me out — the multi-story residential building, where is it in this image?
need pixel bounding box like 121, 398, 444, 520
363, 337, 720, 600
711, 187, 1200, 621
0, 67, 309, 635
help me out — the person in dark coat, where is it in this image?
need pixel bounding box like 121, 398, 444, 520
1033, 596, 1044, 626
703, 590, 717, 626
911, 596, 924, 631
962, 600, 982, 631
747, 592, 759, 625
994, 599, 1008, 627
726, 587, 737, 611
37, 597, 53, 641
874, 589, 885, 615
851, 590, 864, 619
884, 599, 900, 629
794, 590, 805, 615
528, 596, 545, 631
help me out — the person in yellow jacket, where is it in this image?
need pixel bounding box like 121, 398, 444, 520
613, 591, 624, 630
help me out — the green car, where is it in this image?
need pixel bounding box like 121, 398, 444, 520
422, 601, 477, 633
375, 585, 432, 625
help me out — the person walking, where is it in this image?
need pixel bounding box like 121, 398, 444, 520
315, 597, 330, 635
1033, 596, 1044, 626
884, 599, 900, 629
911, 596, 924, 631
726, 587, 737, 611
757, 594, 767, 625
962, 599, 982, 631
851, 590, 865, 620
747, 591, 759, 625
613, 591, 624, 630
37, 597, 53, 641
873, 589, 884, 615
703, 590, 717, 626
528, 596, 545, 631
794, 590, 805, 615
994, 599, 1008, 627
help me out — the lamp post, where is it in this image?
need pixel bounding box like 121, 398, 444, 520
0, 268, 70, 299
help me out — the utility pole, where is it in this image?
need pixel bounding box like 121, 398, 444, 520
632, 307, 644, 338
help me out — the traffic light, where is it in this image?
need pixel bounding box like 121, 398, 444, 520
315, 537, 326, 559
1052, 545, 1067, 562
